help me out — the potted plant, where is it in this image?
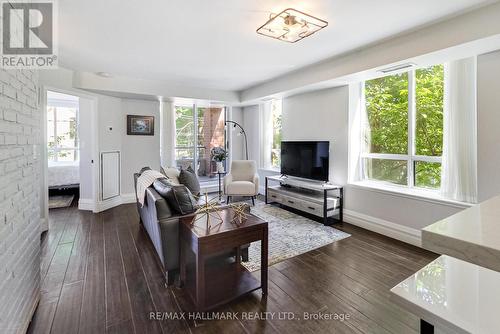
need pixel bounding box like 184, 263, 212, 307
211, 147, 228, 173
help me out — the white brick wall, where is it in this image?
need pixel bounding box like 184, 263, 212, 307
0, 69, 40, 334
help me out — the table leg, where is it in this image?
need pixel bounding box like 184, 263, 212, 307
261, 225, 268, 295
236, 247, 241, 268
420, 319, 434, 334
218, 173, 222, 202
196, 251, 205, 310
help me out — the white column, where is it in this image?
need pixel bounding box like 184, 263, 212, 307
160, 99, 176, 167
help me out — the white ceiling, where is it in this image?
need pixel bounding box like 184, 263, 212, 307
59, 0, 494, 92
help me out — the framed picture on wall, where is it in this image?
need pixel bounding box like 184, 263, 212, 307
127, 115, 154, 135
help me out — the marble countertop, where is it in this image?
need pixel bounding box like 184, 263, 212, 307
422, 195, 500, 272
390, 255, 500, 334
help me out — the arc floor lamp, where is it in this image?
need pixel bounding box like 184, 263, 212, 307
225, 120, 249, 160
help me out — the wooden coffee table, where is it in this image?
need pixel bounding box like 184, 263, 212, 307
179, 206, 268, 311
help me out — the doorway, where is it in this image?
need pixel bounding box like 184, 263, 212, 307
46, 91, 80, 209
41, 88, 98, 232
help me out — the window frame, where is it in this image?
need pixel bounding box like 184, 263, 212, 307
173, 103, 228, 175
360, 68, 443, 190
47, 105, 79, 163
270, 99, 283, 170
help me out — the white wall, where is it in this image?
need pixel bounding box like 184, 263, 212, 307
282, 87, 349, 186
0, 69, 41, 333
78, 97, 94, 200
229, 107, 244, 161
121, 99, 160, 194
98, 96, 122, 153
477, 49, 500, 202
242, 105, 260, 163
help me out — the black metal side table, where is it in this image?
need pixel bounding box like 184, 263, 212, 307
217, 172, 227, 203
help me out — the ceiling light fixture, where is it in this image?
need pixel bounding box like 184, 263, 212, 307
256, 8, 328, 43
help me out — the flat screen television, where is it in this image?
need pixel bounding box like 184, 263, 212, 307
280, 141, 330, 181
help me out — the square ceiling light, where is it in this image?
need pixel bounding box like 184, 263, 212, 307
256, 8, 328, 43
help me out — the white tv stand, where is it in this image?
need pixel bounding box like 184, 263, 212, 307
265, 175, 343, 225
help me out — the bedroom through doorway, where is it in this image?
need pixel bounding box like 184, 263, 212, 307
47, 91, 81, 209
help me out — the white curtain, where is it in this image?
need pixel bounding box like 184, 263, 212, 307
441, 57, 478, 203
259, 101, 273, 169
160, 100, 176, 168
348, 83, 364, 183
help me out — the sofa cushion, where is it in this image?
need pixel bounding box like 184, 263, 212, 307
179, 165, 200, 196
153, 178, 197, 215
226, 181, 256, 196
161, 166, 181, 185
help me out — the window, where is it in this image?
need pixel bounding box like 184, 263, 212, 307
271, 100, 282, 169
362, 65, 444, 189
174, 105, 226, 181
47, 104, 79, 163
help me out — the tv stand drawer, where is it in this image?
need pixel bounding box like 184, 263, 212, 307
267, 187, 338, 218
267, 189, 282, 203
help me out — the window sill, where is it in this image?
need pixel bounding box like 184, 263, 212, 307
348, 181, 474, 209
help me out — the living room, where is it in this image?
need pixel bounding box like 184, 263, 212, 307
2, 1, 500, 333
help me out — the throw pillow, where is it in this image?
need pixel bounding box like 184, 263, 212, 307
152, 177, 175, 197
160, 166, 181, 185
153, 178, 197, 215
139, 166, 151, 174
179, 165, 200, 197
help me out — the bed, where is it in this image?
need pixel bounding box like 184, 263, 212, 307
48, 161, 80, 189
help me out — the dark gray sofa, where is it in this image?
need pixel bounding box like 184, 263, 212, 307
133, 171, 249, 285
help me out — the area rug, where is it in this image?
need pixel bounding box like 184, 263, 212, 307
49, 195, 74, 209
242, 202, 350, 272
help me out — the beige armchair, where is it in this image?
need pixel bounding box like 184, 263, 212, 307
224, 160, 259, 205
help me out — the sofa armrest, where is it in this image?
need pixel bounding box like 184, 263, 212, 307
146, 188, 172, 221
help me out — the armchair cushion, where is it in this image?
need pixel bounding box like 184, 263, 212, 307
226, 181, 256, 196
225, 160, 259, 196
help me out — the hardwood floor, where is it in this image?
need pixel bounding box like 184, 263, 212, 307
28, 201, 437, 334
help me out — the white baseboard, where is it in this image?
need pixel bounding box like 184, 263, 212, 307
343, 209, 422, 247
78, 198, 95, 211
79, 193, 136, 213
259, 185, 266, 196
96, 196, 123, 212
120, 193, 136, 204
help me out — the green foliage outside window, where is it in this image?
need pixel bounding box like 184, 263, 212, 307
271, 100, 282, 168
364, 65, 444, 189
365, 72, 409, 155
414, 65, 444, 189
